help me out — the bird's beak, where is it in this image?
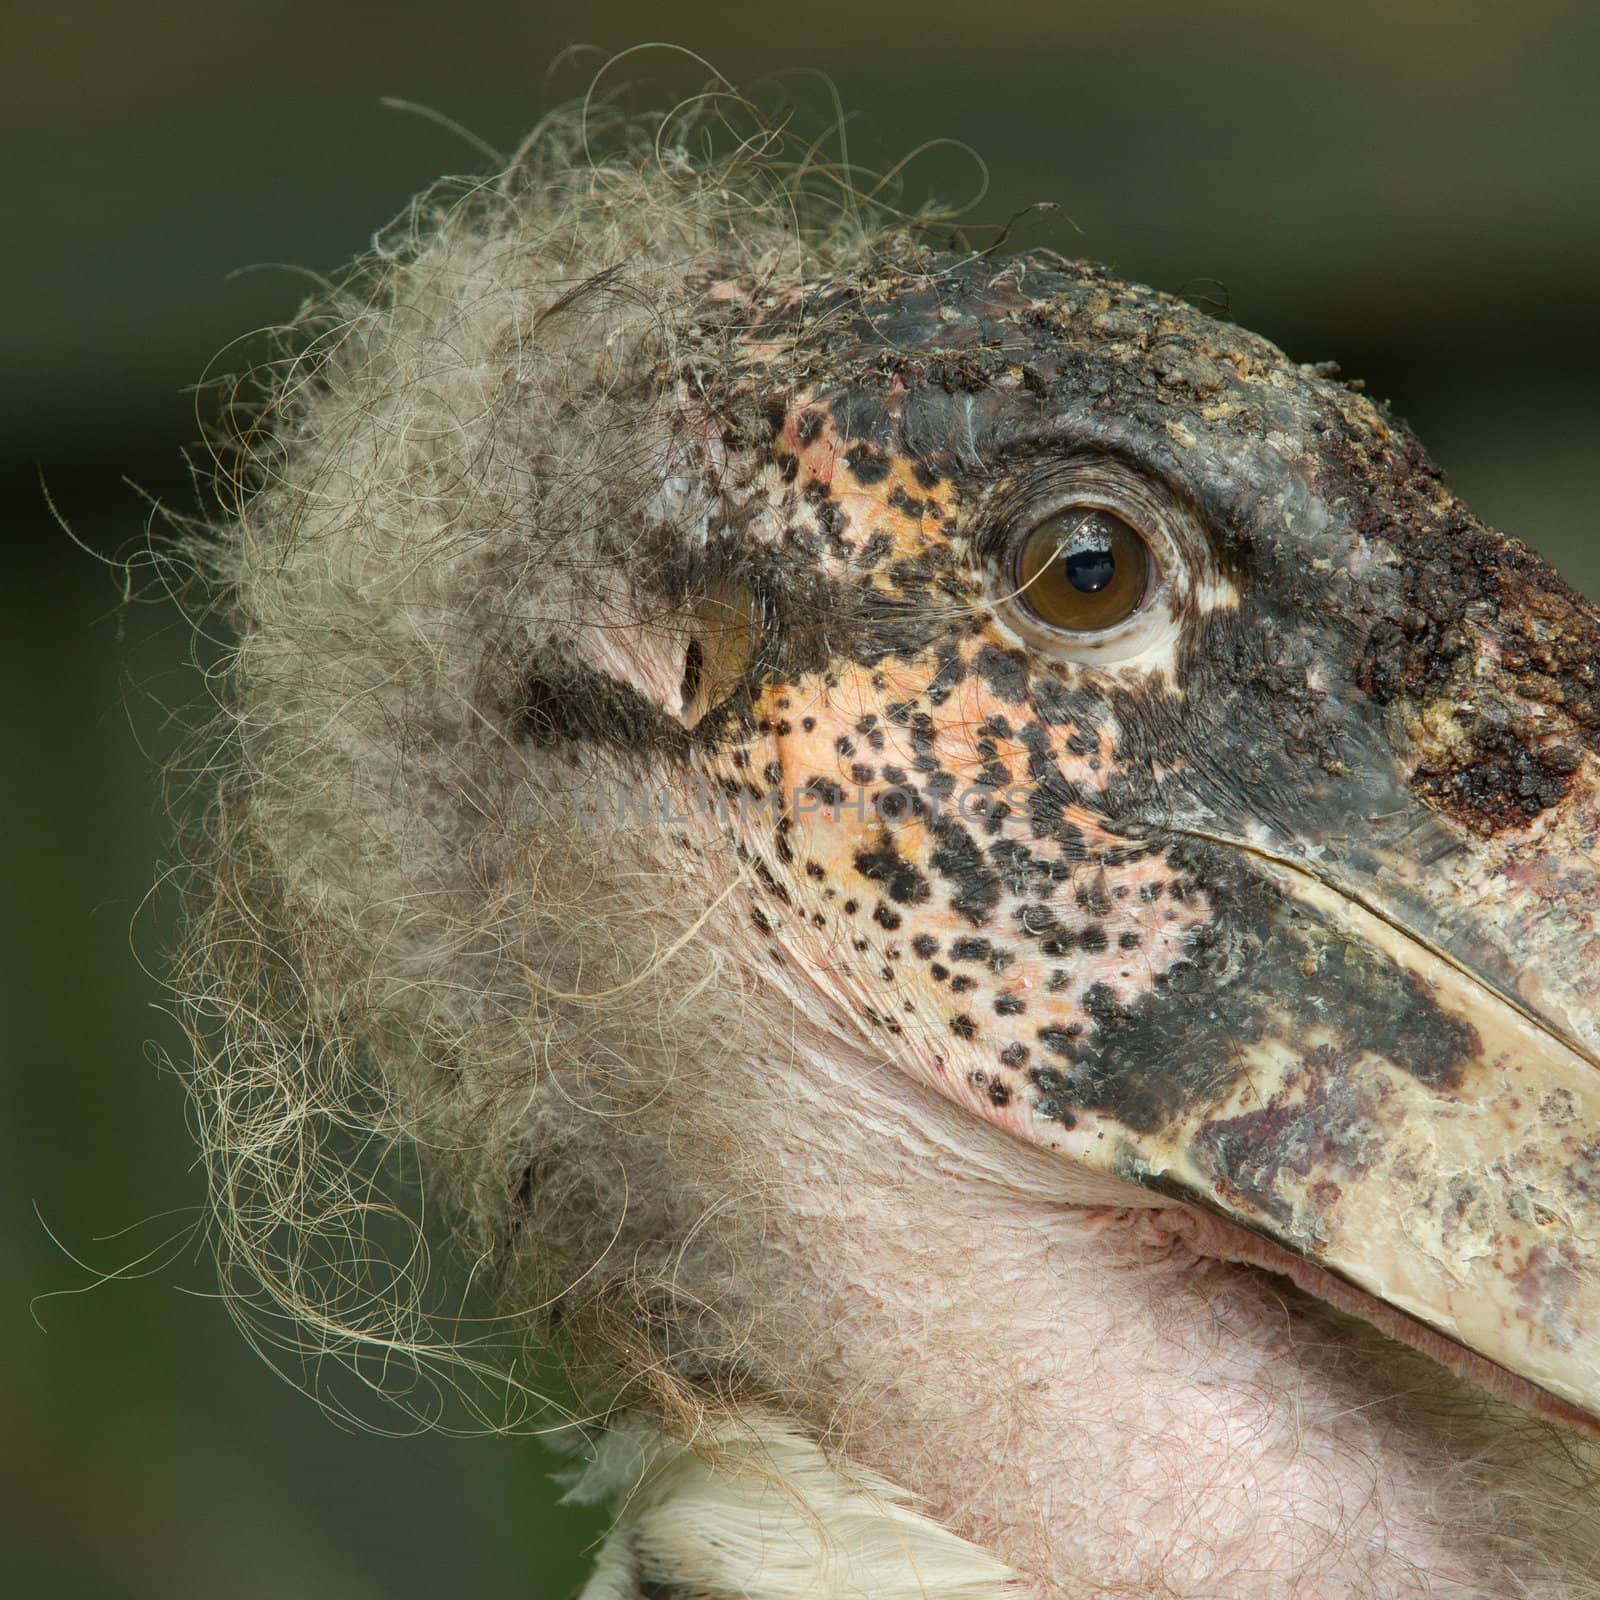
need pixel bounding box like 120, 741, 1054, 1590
1079, 853, 1600, 1429
1064, 565, 1600, 1430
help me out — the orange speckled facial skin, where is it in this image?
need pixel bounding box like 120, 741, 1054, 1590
695, 400, 1215, 1136
516, 250, 1600, 1428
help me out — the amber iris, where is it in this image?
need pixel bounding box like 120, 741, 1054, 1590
1015, 508, 1152, 631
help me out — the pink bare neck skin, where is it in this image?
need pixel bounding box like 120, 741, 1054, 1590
710, 1039, 1598, 1599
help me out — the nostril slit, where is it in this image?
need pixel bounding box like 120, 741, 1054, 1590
680, 636, 704, 714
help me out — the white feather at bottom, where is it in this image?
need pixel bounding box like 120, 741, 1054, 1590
566, 1412, 1028, 1600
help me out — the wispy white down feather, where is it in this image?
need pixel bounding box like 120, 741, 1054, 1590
568, 1412, 1029, 1600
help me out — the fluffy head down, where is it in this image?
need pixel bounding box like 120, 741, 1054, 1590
179, 103, 901, 1423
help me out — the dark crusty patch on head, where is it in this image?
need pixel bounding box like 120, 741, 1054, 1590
1413, 723, 1584, 835
1329, 400, 1600, 837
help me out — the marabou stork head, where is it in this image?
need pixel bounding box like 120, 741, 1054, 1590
180, 104, 1600, 1596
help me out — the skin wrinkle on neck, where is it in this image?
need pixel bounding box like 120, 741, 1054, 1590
702, 1034, 1534, 1599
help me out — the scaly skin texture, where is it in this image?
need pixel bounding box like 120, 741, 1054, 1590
525, 248, 1600, 1426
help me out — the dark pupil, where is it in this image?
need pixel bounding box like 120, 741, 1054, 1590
1063, 542, 1116, 594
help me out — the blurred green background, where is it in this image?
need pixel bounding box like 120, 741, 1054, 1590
5, 2, 1597, 1594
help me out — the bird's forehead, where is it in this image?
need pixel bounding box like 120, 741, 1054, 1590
726, 254, 1355, 498
743, 251, 1293, 395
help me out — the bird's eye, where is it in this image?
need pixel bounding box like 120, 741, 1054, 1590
988, 461, 1215, 669
1014, 508, 1155, 633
